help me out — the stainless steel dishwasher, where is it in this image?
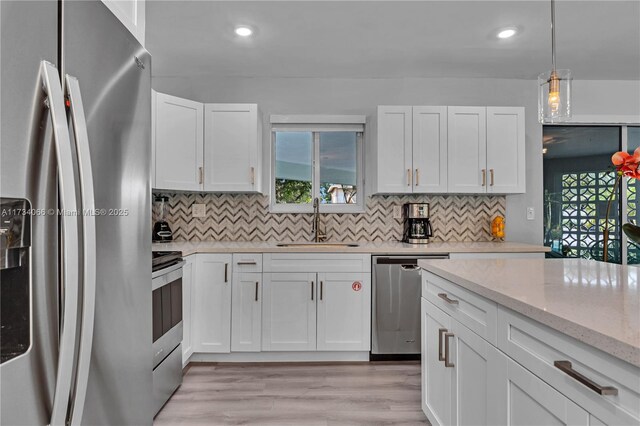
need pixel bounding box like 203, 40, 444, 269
371, 255, 449, 359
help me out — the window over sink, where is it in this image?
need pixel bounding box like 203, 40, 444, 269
270, 116, 365, 213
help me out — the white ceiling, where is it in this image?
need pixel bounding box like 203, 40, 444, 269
146, 1, 640, 80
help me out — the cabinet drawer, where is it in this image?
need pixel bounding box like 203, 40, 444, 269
498, 307, 640, 424
422, 271, 497, 345
233, 253, 262, 273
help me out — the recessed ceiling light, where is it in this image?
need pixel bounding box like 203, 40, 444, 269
235, 26, 253, 37
497, 28, 518, 39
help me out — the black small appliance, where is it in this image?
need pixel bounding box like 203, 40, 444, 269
403, 203, 433, 244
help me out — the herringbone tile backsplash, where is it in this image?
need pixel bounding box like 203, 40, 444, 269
153, 193, 506, 242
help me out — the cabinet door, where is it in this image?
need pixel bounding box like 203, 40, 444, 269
413, 106, 448, 193
447, 107, 487, 193
375, 106, 413, 193
203, 103, 260, 192
101, 0, 145, 45
262, 273, 316, 351
181, 255, 195, 364
505, 357, 589, 425
231, 272, 262, 352
316, 273, 371, 351
422, 298, 453, 426
452, 318, 508, 425
193, 254, 232, 353
486, 107, 525, 193
154, 92, 203, 191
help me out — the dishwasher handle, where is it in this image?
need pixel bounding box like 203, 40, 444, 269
375, 255, 449, 265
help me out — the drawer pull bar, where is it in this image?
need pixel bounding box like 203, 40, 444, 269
237, 261, 257, 266
438, 293, 459, 305
255, 281, 259, 301
438, 328, 447, 361
553, 361, 618, 396
444, 332, 455, 368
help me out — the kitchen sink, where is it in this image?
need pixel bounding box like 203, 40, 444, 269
276, 242, 360, 248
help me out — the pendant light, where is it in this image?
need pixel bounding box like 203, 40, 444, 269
538, 0, 572, 123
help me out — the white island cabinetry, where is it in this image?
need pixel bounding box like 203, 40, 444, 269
420, 259, 640, 426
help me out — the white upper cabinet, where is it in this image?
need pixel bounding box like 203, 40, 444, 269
413, 106, 448, 193
204, 104, 262, 192
374, 106, 413, 193
447, 107, 487, 194
101, 0, 145, 46
153, 91, 204, 191
486, 107, 526, 193
373, 105, 525, 195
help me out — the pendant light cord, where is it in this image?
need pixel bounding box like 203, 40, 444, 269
551, 0, 557, 71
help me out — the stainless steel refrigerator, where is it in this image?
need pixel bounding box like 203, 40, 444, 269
1, 1, 152, 424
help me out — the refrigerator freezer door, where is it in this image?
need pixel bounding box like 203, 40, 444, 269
62, 1, 152, 424
0, 1, 61, 425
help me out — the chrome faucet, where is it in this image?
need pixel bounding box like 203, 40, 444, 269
311, 197, 326, 242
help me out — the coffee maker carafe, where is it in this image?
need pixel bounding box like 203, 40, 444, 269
403, 203, 432, 244
152, 195, 173, 242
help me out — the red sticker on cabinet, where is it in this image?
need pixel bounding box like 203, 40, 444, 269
352, 281, 362, 291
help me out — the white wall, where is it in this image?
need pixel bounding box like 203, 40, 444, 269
152, 76, 640, 244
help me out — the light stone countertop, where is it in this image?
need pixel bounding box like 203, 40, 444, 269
418, 258, 640, 367
152, 240, 550, 257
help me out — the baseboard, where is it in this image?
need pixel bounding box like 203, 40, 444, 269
187, 351, 370, 363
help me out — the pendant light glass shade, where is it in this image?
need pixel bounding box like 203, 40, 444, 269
538, 69, 572, 123
538, 0, 572, 123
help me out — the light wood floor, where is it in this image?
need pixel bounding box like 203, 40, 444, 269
154, 361, 430, 425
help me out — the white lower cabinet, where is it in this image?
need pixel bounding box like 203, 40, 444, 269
422, 298, 506, 425
505, 357, 588, 424
316, 273, 371, 351
231, 272, 262, 352
181, 255, 195, 364
422, 272, 640, 425
422, 298, 453, 425
193, 254, 232, 353
262, 273, 317, 351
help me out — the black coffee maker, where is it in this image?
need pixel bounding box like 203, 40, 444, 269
403, 203, 432, 244
152, 195, 173, 242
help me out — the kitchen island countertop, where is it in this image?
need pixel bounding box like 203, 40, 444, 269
419, 258, 640, 367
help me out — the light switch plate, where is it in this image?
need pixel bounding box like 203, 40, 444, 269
393, 206, 403, 220
192, 203, 206, 218
526, 207, 535, 221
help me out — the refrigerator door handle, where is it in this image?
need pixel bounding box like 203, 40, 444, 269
65, 74, 97, 426
41, 61, 81, 426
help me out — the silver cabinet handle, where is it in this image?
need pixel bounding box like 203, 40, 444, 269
65, 74, 97, 426
199, 166, 203, 184
444, 332, 455, 367
41, 61, 81, 426
438, 328, 447, 361
490, 168, 495, 186
255, 281, 259, 301
407, 169, 411, 186
224, 263, 228, 283
481, 169, 486, 186
311, 281, 314, 300
250, 166, 255, 185
415, 169, 419, 186
554, 361, 618, 396
320, 281, 324, 301
236, 261, 257, 266
438, 293, 459, 305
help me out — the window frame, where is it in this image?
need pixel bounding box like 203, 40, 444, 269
270, 126, 365, 214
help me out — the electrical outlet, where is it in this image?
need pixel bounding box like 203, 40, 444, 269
192, 203, 206, 218
393, 206, 403, 220
526, 207, 535, 221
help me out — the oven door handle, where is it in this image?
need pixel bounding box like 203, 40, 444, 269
152, 260, 186, 291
